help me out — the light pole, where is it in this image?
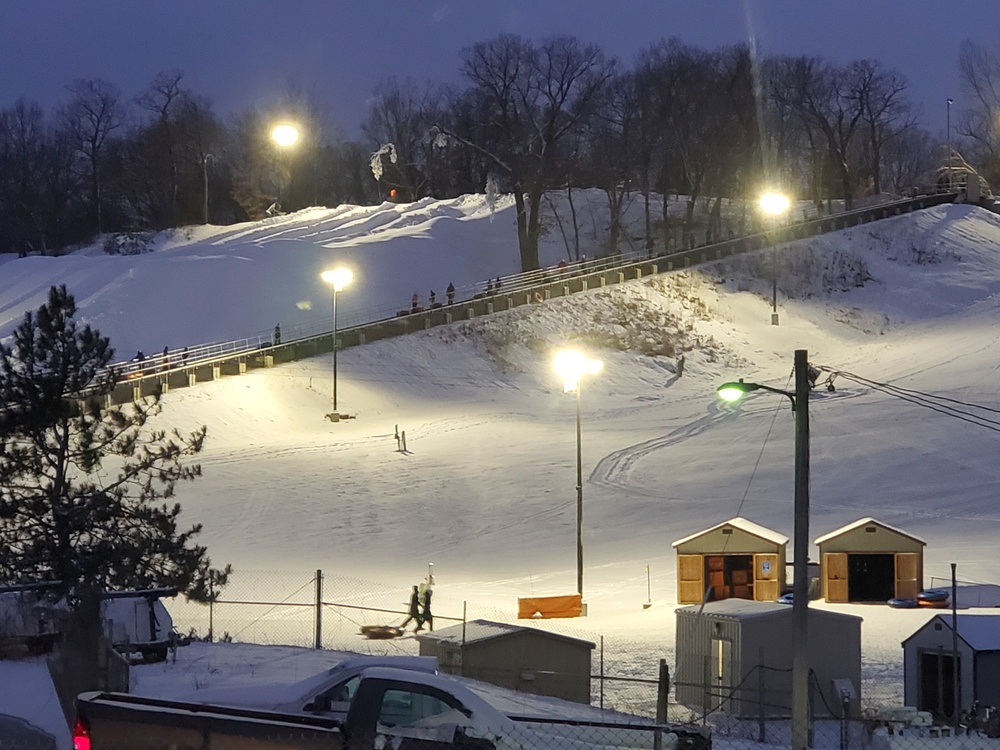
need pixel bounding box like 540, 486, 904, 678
271, 123, 301, 210
321, 267, 353, 413
947, 98, 954, 192
202, 153, 216, 225
553, 349, 602, 600
759, 192, 791, 326
718, 349, 812, 750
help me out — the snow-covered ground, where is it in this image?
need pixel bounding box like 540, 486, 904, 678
3, 193, 1000, 743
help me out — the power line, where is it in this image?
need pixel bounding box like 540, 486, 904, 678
817, 366, 1000, 434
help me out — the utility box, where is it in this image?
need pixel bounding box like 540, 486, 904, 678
675, 600, 862, 718
672, 517, 788, 604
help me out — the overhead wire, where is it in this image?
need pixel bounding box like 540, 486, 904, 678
817, 366, 1000, 434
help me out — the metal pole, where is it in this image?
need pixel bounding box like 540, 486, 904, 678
791, 348, 811, 750
314, 568, 323, 650
951, 563, 960, 726
576, 384, 584, 597
771, 245, 778, 320
332, 288, 338, 411
947, 99, 953, 192
202, 155, 209, 225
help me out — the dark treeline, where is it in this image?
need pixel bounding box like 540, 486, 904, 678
2, 36, 996, 269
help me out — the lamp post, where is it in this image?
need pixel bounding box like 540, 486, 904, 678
947, 98, 954, 192
271, 123, 301, 210
202, 153, 216, 225
718, 349, 812, 750
553, 349, 602, 599
321, 267, 353, 413
759, 191, 791, 326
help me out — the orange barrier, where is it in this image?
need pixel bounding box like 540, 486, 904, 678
517, 594, 583, 619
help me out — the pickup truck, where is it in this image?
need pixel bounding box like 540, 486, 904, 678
75, 667, 711, 750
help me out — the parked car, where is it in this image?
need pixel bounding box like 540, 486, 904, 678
76, 666, 711, 750
165, 653, 439, 720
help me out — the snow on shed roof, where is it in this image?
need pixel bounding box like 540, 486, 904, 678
676, 599, 863, 622
415, 619, 595, 648
902, 614, 1000, 651
814, 517, 926, 546
671, 517, 789, 548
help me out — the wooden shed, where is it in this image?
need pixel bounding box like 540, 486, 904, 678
416, 619, 595, 704
814, 517, 924, 603
902, 614, 1000, 720
672, 517, 788, 604
675, 600, 862, 719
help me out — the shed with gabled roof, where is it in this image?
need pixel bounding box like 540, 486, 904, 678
902, 614, 1000, 720
415, 619, 595, 704
675, 600, 862, 719
672, 517, 788, 604
814, 517, 925, 603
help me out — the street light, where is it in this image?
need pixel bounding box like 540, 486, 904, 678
718, 349, 813, 750
271, 123, 300, 148
202, 153, 217, 225
759, 191, 791, 326
271, 123, 301, 211
947, 98, 954, 192
321, 267, 353, 413
553, 348, 602, 600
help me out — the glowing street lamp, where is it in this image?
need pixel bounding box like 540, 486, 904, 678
553, 348, 603, 599
321, 267, 353, 413
271, 123, 300, 148
718, 350, 814, 750
759, 191, 791, 326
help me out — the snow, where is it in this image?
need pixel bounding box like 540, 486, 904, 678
3, 192, 1000, 739
814, 517, 926, 546
671, 517, 789, 547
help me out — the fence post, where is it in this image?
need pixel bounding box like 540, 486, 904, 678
599, 635, 605, 710
758, 648, 765, 743
314, 569, 323, 649
656, 658, 669, 724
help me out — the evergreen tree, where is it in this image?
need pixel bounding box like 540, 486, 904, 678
0, 285, 229, 603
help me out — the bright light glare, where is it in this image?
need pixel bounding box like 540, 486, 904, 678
321, 267, 353, 292
717, 382, 747, 402
271, 123, 300, 148
553, 349, 602, 392
759, 192, 791, 216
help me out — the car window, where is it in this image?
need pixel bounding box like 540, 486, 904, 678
377, 688, 457, 728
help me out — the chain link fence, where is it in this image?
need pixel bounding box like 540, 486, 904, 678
157, 569, 999, 750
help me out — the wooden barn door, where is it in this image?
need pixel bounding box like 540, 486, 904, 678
824, 553, 849, 602
753, 553, 780, 601
677, 555, 704, 604
895, 553, 920, 599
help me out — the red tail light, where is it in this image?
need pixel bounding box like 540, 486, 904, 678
73, 716, 91, 750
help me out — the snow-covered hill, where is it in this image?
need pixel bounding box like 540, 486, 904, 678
4, 194, 1000, 727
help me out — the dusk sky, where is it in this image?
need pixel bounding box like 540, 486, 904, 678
3, 1, 999, 141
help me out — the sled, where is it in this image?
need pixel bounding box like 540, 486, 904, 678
359, 625, 405, 640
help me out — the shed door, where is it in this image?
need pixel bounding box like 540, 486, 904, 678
677, 555, 704, 604
895, 553, 920, 599
753, 553, 780, 601
825, 552, 848, 603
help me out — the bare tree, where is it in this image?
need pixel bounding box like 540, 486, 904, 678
62, 78, 125, 234
436, 34, 616, 271
958, 40, 1000, 185
363, 78, 441, 201
136, 70, 187, 227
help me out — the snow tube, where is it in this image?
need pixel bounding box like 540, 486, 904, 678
777, 592, 794, 604
888, 598, 920, 609
918, 588, 950, 602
